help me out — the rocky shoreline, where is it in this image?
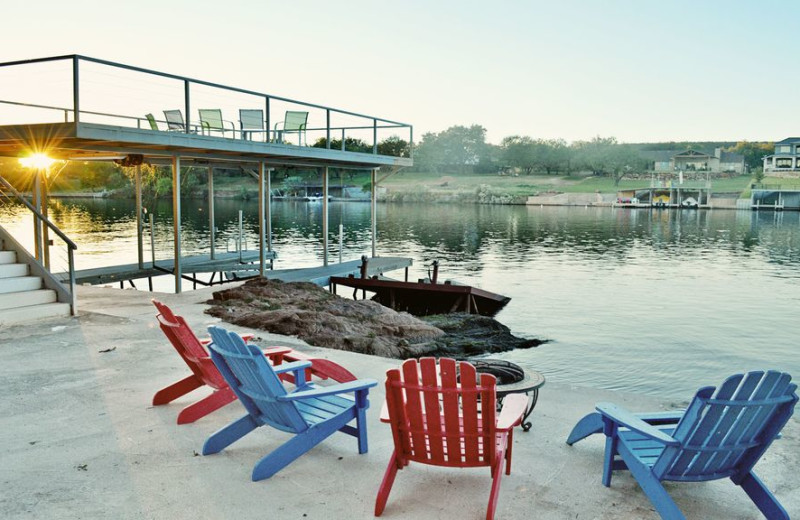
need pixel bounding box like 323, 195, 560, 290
206, 278, 545, 359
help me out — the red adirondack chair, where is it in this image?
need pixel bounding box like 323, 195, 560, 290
151, 299, 356, 424
375, 358, 528, 520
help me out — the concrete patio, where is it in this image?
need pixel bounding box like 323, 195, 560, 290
1, 285, 797, 519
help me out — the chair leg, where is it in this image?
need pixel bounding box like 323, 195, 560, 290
251, 420, 343, 481
618, 443, 686, 520
356, 404, 369, 454
504, 430, 513, 475
176, 388, 236, 424
375, 451, 400, 517
486, 454, 505, 520
152, 375, 203, 405
202, 414, 259, 455
602, 433, 618, 487
738, 471, 790, 520
566, 412, 603, 445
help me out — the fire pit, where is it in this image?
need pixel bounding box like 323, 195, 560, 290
469, 359, 545, 432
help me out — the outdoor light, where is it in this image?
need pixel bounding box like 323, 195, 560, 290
19, 153, 56, 170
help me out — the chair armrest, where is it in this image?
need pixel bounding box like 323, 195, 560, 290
596, 403, 680, 446
497, 394, 527, 430
272, 360, 312, 374
200, 333, 255, 346
278, 379, 378, 401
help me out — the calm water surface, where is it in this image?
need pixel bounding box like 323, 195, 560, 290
3, 198, 799, 399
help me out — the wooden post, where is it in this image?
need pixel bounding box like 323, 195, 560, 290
172, 156, 182, 293
259, 162, 266, 278
208, 166, 215, 260
136, 165, 143, 269
323, 167, 329, 266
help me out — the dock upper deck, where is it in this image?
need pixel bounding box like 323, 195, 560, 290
0, 55, 413, 170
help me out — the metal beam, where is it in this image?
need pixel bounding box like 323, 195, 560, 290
172, 156, 182, 293
266, 167, 273, 267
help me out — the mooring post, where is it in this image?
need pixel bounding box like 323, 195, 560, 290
431, 260, 439, 284
360, 254, 369, 279
338, 223, 343, 264
172, 156, 182, 294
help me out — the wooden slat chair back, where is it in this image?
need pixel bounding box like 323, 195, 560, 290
376, 358, 528, 520
163, 109, 186, 131
567, 370, 797, 520
657, 370, 796, 483
204, 326, 377, 480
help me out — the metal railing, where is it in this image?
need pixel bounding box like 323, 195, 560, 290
0, 175, 77, 314
0, 54, 413, 159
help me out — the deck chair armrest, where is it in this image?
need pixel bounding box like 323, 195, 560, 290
200, 333, 256, 347
596, 402, 680, 446
497, 394, 528, 431
272, 360, 312, 374
278, 379, 378, 401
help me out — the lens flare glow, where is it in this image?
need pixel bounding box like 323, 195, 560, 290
19, 153, 56, 169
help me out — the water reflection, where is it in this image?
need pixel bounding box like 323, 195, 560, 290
2, 200, 799, 398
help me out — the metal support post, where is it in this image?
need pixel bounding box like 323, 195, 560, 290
371, 168, 377, 258
323, 167, 329, 266
259, 162, 266, 278
208, 166, 215, 259
172, 156, 182, 293
32, 170, 43, 261
136, 165, 143, 268
72, 56, 80, 124
184, 80, 191, 134
266, 168, 273, 268
41, 169, 51, 269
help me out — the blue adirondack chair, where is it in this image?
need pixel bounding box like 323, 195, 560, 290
204, 326, 377, 481
566, 370, 797, 520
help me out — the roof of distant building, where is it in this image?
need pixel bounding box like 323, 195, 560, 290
775, 137, 800, 145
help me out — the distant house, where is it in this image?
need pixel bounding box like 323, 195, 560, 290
641, 148, 745, 174
763, 137, 800, 173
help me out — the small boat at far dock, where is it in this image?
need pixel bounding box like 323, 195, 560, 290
330, 258, 511, 317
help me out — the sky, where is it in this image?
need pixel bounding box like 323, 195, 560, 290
2, 0, 799, 144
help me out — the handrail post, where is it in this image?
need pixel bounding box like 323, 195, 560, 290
341, 129, 345, 151
409, 126, 414, 159
326, 109, 331, 149
72, 56, 80, 124
68, 247, 77, 314
373, 118, 378, 154
265, 96, 271, 142
184, 80, 191, 134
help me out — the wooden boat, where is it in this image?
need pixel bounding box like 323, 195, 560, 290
330, 259, 510, 317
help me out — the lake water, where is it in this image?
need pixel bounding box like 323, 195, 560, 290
3, 198, 799, 399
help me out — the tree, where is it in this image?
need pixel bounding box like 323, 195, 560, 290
413, 125, 490, 173
725, 141, 774, 170
501, 135, 537, 174
572, 136, 645, 186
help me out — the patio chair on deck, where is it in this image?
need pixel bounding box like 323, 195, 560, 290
566, 370, 797, 520
145, 113, 159, 131
151, 299, 356, 424
274, 110, 308, 146
204, 326, 377, 480
239, 109, 266, 140
163, 109, 190, 132
375, 358, 528, 520
198, 109, 236, 137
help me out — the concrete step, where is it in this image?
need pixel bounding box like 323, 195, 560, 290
0, 276, 42, 294
0, 302, 71, 326
0, 289, 57, 311
0, 251, 16, 264
0, 263, 29, 279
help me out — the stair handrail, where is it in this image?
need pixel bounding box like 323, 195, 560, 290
0, 176, 77, 250
0, 174, 78, 314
